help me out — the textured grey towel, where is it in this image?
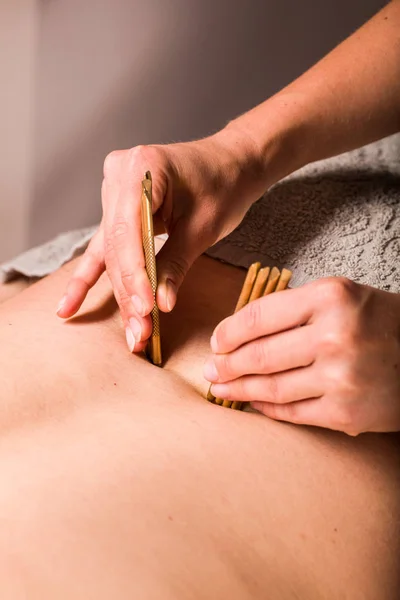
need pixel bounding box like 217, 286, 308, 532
208, 134, 400, 292
1, 134, 399, 292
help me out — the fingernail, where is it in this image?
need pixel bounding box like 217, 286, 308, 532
166, 279, 177, 312
57, 295, 67, 314
131, 295, 145, 316
203, 358, 219, 382
125, 327, 135, 353
211, 383, 230, 399
210, 333, 218, 353
129, 317, 142, 343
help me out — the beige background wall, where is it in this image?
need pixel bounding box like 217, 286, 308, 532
1, 0, 385, 261
0, 0, 37, 261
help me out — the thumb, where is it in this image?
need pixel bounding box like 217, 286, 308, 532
155, 219, 204, 312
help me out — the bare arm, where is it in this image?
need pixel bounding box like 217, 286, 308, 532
222, 0, 400, 187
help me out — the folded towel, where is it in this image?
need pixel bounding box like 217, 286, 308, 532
2, 134, 399, 292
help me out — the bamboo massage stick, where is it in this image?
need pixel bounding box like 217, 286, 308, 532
207, 262, 261, 405
207, 263, 292, 410
220, 264, 269, 408
264, 266, 281, 295
275, 268, 292, 292
234, 262, 261, 311
229, 266, 279, 410
230, 266, 292, 410
248, 266, 271, 302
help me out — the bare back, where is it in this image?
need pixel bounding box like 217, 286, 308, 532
0, 256, 399, 599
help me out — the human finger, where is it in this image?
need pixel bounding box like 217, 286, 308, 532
105, 147, 160, 317
204, 326, 315, 383
156, 214, 210, 313
57, 228, 105, 318
108, 248, 152, 352
211, 286, 315, 354
251, 397, 329, 429
210, 366, 322, 404
103, 175, 153, 349
102, 155, 138, 327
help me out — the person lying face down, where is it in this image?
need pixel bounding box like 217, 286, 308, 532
2, 3, 399, 596
0, 255, 399, 599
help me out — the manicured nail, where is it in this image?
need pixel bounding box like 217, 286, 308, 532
125, 327, 135, 353
131, 295, 145, 316
211, 383, 230, 399
128, 317, 141, 343
210, 333, 218, 353
57, 295, 67, 314
203, 358, 219, 382
166, 279, 177, 312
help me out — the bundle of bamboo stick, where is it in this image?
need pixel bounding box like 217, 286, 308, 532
207, 263, 292, 410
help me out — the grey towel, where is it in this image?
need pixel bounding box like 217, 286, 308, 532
2, 134, 399, 292
208, 134, 400, 292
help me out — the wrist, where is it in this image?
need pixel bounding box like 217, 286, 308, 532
218, 91, 312, 195
212, 123, 266, 195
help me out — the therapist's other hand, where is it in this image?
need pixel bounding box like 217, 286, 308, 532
205, 278, 400, 435
57, 130, 266, 352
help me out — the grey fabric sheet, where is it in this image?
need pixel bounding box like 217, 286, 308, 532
1, 134, 399, 292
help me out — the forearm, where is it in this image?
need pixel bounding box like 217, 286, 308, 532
221, 0, 400, 193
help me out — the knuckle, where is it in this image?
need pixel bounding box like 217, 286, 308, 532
264, 374, 280, 403
313, 277, 357, 306
166, 256, 189, 284
118, 289, 131, 308
320, 326, 349, 354
118, 295, 132, 317
126, 144, 158, 171
241, 378, 255, 402
216, 353, 233, 380
319, 320, 361, 356
344, 428, 362, 438
332, 405, 357, 434
110, 217, 129, 242
251, 339, 269, 371
68, 273, 89, 291
103, 150, 124, 178
108, 276, 131, 310
233, 378, 248, 401
260, 401, 277, 419
214, 321, 227, 350
243, 299, 262, 333
265, 401, 296, 423
104, 234, 114, 259
215, 354, 237, 381
104, 145, 159, 182
280, 402, 299, 423
119, 267, 136, 285
324, 360, 357, 393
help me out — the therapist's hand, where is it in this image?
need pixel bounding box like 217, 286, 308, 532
205, 277, 400, 435
57, 129, 271, 352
